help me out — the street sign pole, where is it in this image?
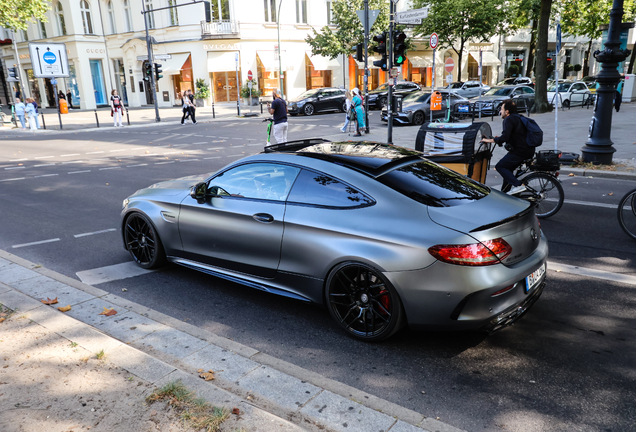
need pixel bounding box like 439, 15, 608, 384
479, 48, 483, 119
387, 0, 395, 144
142, 1, 160, 122
12, 34, 28, 100
235, 52, 241, 116
429, 33, 438, 124
555, 22, 561, 151
52, 79, 62, 130
364, 0, 370, 133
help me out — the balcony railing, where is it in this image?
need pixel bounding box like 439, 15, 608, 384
201, 20, 240, 37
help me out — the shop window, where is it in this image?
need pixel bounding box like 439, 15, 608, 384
212, 0, 230, 21
80, 0, 94, 35
305, 59, 332, 89
168, 0, 179, 26
124, 0, 133, 32
264, 0, 276, 22
296, 0, 307, 24
145, 0, 155, 29
55, 2, 67, 36
107, 1, 116, 34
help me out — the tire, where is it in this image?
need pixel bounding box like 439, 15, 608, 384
379, 97, 387, 109
303, 103, 315, 116
618, 189, 636, 240
325, 262, 404, 342
289, 113, 298, 116
521, 172, 564, 219
412, 111, 425, 126
124, 212, 166, 269
563, 99, 570, 109
341, 101, 348, 113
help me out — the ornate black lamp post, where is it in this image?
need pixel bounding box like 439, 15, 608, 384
581, 0, 633, 164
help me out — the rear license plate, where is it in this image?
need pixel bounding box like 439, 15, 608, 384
525, 262, 546, 293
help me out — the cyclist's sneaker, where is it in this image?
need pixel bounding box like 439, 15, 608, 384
507, 185, 527, 195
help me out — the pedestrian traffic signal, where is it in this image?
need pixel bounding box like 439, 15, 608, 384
143, 62, 152, 81
354, 43, 364, 63
154, 63, 163, 81
393, 31, 407, 66
8, 67, 17, 80
372, 33, 388, 71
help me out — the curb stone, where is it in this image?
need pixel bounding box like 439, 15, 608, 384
0, 249, 466, 432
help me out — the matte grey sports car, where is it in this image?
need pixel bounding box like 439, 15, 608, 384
121, 140, 548, 341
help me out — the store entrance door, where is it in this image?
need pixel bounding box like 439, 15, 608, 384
44, 78, 56, 107
212, 71, 240, 103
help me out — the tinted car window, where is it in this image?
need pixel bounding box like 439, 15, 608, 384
377, 159, 490, 208
522, 87, 535, 94
287, 169, 374, 208
485, 87, 513, 96
210, 163, 300, 201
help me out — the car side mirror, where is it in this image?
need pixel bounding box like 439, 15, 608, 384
191, 182, 208, 200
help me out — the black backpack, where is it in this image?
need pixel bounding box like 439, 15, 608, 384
517, 114, 543, 147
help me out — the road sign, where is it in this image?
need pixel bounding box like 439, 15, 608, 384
51, 78, 57, 85
446, 74, 453, 84
445, 57, 455, 73
356, 9, 380, 34
247, 70, 253, 80
429, 33, 438, 50
235, 52, 239, 62
395, 7, 428, 22
390, 68, 399, 78
556, 23, 562, 52
391, 0, 400, 4
28, 43, 69, 78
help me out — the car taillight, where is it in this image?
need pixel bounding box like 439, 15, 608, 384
428, 238, 512, 266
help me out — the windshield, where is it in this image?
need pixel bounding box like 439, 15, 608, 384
497, 78, 516, 85
295, 89, 320, 99
484, 87, 513, 96
547, 83, 572, 92
448, 83, 463, 89
403, 91, 430, 103
372, 83, 389, 92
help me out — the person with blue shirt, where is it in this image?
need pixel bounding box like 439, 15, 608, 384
14, 98, 26, 130
351, 88, 365, 136
25, 98, 39, 130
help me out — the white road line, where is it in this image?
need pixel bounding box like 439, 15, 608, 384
141, 153, 160, 156
34, 174, 59, 178
61, 160, 85, 164
5, 166, 25, 170
90, 158, 111, 161
38, 156, 54, 159
193, 142, 207, 144
232, 137, 242, 140
99, 167, 122, 170
127, 163, 148, 167
206, 136, 216, 138
207, 147, 223, 150
248, 143, 263, 146
218, 136, 229, 139
109, 149, 127, 152
155, 161, 175, 164
68, 170, 91, 174
61, 154, 80, 157
0, 178, 25, 182
549, 261, 636, 287
9, 158, 28, 162
193, 135, 204, 137
13, 238, 60, 248
34, 163, 56, 167
320, 125, 330, 127
86, 151, 105, 154
204, 156, 221, 160
74, 228, 117, 238
227, 154, 244, 157
560, 198, 617, 210
162, 151, 179, 154
179, 159, 200, 162
115, 155, 135, 159
76, 261, 156, 285
130, 147, 146, 150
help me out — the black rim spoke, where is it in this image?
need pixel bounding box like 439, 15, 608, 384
125, 215, 156, 265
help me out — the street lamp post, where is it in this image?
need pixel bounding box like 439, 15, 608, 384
277, 0, 284, 99
580, 0, 632, 164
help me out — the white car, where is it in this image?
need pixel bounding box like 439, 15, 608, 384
547, 81, 591, 108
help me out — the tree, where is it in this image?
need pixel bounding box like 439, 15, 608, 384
507, 0, 542, 77
557, 0, 636, 76
411, 0, 508, 80
0, 0, 49, 32
305, 0, 390, 59
533, 0, 553, 113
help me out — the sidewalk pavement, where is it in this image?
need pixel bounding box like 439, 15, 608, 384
0, 249, 464, 432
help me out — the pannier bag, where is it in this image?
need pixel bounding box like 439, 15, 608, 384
533, 150, 561, 171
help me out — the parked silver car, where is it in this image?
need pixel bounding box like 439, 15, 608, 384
380, 90, 470, 125
445, 81, 490, 98
121, 140, 548, 341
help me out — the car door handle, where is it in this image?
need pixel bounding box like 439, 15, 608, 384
253, 213, 274, 223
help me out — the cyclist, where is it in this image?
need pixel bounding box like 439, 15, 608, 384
482, 99, 534, 195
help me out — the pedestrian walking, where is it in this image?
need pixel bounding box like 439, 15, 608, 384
187, 89, 197, 124
351, 88, 365, 136
110, 89, 124, 127
14, 86, 21, 101
615, 79, 623, 113
181, 91, 194, 125
58, 90, 66, 100
31, 98, 41, 129
66, 90, 73, 109
25, 98, 39, 131
340, 90, 353, 133
14, 98, 26, 130
267, 88, 288, 144
481, 99, 535, 195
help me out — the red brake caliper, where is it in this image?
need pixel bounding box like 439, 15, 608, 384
378, 289, 390, 314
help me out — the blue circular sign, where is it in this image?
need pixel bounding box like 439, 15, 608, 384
43, 52, 57, 64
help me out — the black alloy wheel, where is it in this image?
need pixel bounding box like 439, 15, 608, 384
379, 97, 388, 109
303, 103, 315, 116
412, 111, 425, 126
521, 172, 564, 218
341, 101, 348, 113
326, 262, 404, 341
124, 213, 166, 269
562, 99, 570, 109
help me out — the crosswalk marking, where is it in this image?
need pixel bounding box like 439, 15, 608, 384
76, 261, 156, 285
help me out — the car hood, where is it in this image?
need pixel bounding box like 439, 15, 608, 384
470, 95, 510, 102
402, 100, 427, 109
290, 97, 311, 103
136, 174, 208, 197
428, 191, 539, 266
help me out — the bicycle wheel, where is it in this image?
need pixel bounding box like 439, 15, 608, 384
617, 189, 636, 240
522, 172, 564, 218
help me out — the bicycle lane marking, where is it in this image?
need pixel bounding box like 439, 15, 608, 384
548, 261, 636, 287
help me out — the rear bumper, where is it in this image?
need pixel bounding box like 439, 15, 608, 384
481, 281, 545, 333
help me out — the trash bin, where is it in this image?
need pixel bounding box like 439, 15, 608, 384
59, 98, 68, 114
415, 122, 493, 183
392, 94, 403, 113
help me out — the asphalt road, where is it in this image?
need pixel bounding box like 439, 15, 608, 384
1, 113, 635, 432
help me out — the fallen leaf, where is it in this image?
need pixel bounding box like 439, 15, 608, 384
568, 173, 575, 177
197, 369, 204, 373
232, 407, 240, 415
609, 192, 614, 196
98, 307, 117, 316
0, 318, 5, 323
199, 371, 215, 381
572, 183, 578, 185
41, 297, 59, 305
58, 305, 71, 313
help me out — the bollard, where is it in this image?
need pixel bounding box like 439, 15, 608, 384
212, 101, 215, 118
126, 108, 130, 125
94, 109, 100, 128
260, 99, 263, 114
41, 113, 46, 130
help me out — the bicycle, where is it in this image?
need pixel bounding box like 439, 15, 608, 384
618, 188, 636, 240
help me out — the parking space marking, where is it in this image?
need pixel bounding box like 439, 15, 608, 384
68, 170, 91, 174
74, 228, 117, 238
12, 238, 60, 248
549, 261, 636, 287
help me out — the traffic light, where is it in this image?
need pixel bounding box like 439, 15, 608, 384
143, 62, 152, 81
372, 33, 388, 71
354, 43, 364, 62
393, 31, 407, 66
8, 67, 17, 80
154, 62, 163, 81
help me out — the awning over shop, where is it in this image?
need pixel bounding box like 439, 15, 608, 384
305, 52, 340, 71
161, 53, 190, 75
257, 51, 288, 72
469, 51, 501, 66
407, 54, 433, 68
207, 51, 239, 72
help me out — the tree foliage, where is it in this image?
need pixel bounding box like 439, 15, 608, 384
557, 0, 636, 40
305, 0, 390, 59
411, 0, 508, 79
0, 0, 49, 32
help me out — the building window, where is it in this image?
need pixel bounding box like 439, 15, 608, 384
264, 0, 276, 22
107, 1, 116, 33
124, 0, 133, 32
21, 30, 28, 41
39, 21, 47, 39
145, 0, 155, 29
55, 3, 67, 36
212, 0, 230, 21
326, 1, 333, 24
168, 0, 179, 26
296, 0, 307, 24
80, 0, 94, 34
